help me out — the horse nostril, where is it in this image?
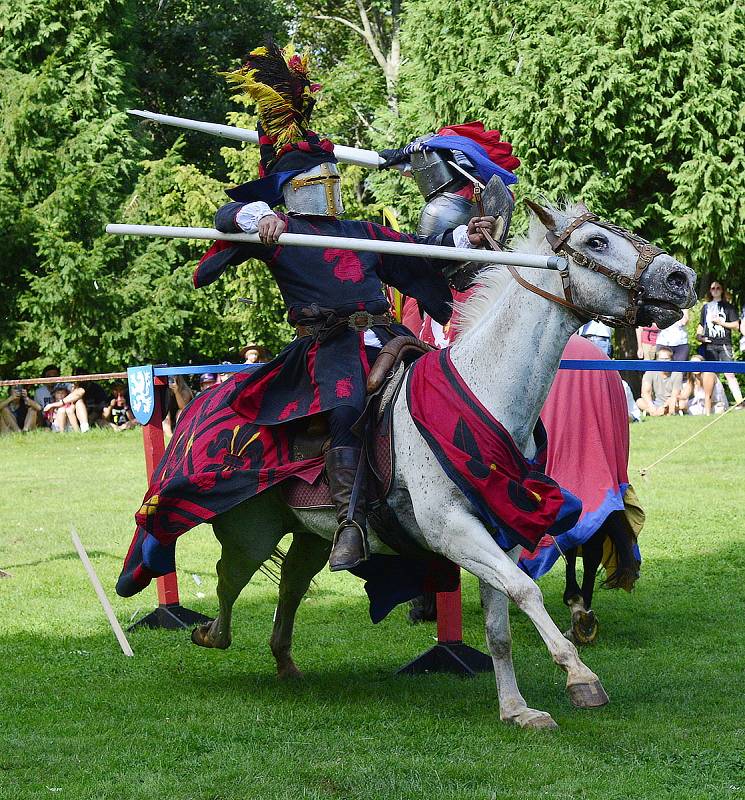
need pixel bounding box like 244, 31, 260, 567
666, 270, 688, 291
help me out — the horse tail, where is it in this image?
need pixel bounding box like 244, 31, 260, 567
601, 511, 640, 592
259, 545, 287, 585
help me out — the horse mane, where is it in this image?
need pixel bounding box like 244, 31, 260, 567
453, 200, 583, 337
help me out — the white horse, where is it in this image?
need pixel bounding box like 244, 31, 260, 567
192, 201, 696, 730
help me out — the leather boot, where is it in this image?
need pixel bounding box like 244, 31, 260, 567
325, 446, 368, 572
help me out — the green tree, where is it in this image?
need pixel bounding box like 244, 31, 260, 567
131, 0, 286, 177
0, 0, 144, 375
389, 0, 744, 288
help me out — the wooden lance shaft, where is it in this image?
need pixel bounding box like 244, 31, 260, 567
128, 109, 384, 169
105, 224, 568, 272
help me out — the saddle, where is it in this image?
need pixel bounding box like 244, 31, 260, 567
280, 336, 433, 515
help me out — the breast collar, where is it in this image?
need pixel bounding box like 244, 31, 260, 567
506, 212, 664, 328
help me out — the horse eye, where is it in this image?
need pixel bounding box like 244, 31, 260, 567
587, 236, 608, 251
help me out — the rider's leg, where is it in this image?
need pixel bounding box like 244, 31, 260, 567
325, 404, 368, 571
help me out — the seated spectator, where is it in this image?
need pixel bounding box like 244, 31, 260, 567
102, 382, 137, 430
696, 281, 743, 407
680, 354, 728, 416
73, 375, 108, 427
240, 343, 269, 365
162, 375, 194, 438
635, 347, 684, 417
198, 372, 218, 393
0, 387, 41, 434
43, 383, 86, 432
579, 320, 613, 357
33, 365, 69, 425
655, 309, 689, 360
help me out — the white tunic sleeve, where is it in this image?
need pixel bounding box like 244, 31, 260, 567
235, 202, 277, 233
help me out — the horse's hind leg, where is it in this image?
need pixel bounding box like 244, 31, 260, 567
192, 494, 287, 650
269, 529, 331, 679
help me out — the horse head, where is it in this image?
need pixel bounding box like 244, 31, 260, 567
524, 200, 697, 329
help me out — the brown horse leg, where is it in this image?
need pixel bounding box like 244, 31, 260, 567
192, 493, 287, 650
269, 529, 331, 679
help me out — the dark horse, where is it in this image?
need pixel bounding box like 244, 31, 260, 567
561, 509, 640, 643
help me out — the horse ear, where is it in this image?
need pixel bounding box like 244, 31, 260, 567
576, 198, 592, 215
524, 199, 561, 232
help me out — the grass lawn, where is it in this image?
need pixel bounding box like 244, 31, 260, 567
1, 417, 744, 800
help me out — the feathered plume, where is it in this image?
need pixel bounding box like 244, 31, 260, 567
224, 41, 321, 149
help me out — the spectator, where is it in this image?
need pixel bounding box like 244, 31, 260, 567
636, 323, 659, 360
163, 375, 194, 438
44, 383, 85, 432
73, 376, 108, 427
33, 365, 68, 423
103, 381, 137, 430
240, 344, 269, 365
696, 281, 743, 407
680, 354, 728, 416
655, 309, 689, 361
218, 360, 235, 383
0, 386, 41, 434
198, 373, 218, 393
635, 346, 684, 417
579, 320, 613, 357
622, 380, 642, 423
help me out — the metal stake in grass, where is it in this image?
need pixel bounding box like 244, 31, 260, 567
71, 527, 134, 657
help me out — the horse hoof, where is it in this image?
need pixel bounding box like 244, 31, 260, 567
191, 623, 230, 650
505, 708, 559, 731
572, 610, 599, 645
277, 661, 304, 680
568, 680, 609, 708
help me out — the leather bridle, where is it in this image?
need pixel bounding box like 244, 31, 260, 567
507, 211, 663, 328
543, 212, 664, 327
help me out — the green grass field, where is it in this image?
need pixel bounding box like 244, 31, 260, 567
2, 417, 744, 800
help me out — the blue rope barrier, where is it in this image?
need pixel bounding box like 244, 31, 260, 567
148, 359, 745, 377
152, 363, 257, 377
559, 359, 745, 374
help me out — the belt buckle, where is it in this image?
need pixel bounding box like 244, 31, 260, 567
349, 311, 374, 331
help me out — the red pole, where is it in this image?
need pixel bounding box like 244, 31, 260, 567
436, 578, 464, 644
141, 375, 180, 607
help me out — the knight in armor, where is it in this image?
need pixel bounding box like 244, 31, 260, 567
379, 121, 520, 249
379, 122, 521, 621
199, 44, 497, 572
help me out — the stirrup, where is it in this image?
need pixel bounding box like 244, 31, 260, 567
329, 519, 369, 572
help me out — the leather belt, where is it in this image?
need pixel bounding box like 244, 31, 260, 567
294, 311, 395, 339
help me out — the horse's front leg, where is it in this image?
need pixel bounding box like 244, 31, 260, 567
422, 503, 609, 710
480, 577, 558, 730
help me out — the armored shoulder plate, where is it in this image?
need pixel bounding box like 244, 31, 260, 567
417, 192, 475, 236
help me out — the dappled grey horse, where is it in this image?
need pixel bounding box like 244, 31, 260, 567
192, 201, 696, 730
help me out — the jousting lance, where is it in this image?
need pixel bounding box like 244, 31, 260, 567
105, 224, 568, 271
127, 109, 384, 169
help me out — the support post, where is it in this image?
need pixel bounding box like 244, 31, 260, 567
129, 373, 211, 631
397, 574, 493, 677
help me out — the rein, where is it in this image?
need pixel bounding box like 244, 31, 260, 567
543, 212, 664, 327
477, 206, 663, 328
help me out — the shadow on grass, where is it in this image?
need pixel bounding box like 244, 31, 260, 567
4, 541, 744, 722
